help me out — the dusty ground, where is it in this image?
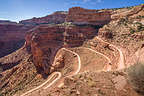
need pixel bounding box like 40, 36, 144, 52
56, 49, 79, 77
45, 71, 139, 96
70, 47, 108, 72
0, 48, 46, 96
83, 37, 120, 70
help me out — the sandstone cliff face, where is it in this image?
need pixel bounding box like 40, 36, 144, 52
26, 25, 65, 74
0, 24, 33, 57
0, 7, 111, 75
24, 7, 111, 75
25, 25, 98, 74
20, 11, 67, 25
64, 26, 98, 47
66, 7, 111, 25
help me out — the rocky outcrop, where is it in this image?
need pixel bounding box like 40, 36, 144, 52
51, 54, 65, 72
25, 25, 98, 75
20, 11, 67, 25
0, 23, 33, 57
64, 25, 98, 47
111, 4, 144, 20
24, 7, 112, 75
98, 28, 113, 39
25, 25, 65, 74
66, 7, 111, 25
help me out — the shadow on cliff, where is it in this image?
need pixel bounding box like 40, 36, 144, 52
0, 59, 22, 72
65, 24, 104, 48
0, 40, 25, 58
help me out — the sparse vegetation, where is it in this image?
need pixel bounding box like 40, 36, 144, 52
130, 28, 135, 34
118, 17, 129, 26
129, 22, 144, 34
58, 22, 74, 26
137, 24, 144, 31
136, 15, 144, 19
126, 62, 144, 95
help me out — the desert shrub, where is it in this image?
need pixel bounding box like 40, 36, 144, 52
118, 17, 128, 26
130, 28, 135, 34
137, 25, 144, 31
126, 62, 144, 95
136, 15, 144, 19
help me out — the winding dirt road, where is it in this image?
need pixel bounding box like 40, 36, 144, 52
83, 47, 112, 71
57, 47, 113, 88
21, 48, 81, 96
20, 37, 125, 96
96, 37, 125, 70
44, 48, 81, 89
20, 72, 61, 96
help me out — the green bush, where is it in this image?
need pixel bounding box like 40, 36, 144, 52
130, 28, 135, 34
126, 62, 144, 95
118, 18, 128, 26
136, 15, 144, 19
137, 25, 144, 31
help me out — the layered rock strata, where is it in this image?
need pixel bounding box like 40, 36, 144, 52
66, 7, 111, 25
25, 25, 98, 74
0, 23, 33, 57
20, 11, 67, 25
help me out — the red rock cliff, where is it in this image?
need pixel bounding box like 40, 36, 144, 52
25, 25, 98, 74
66, 7, 111, 25
20, 11, 67, 25
26, 25, 65, 74
0, 23, 33, 57
25, 7, 111, 75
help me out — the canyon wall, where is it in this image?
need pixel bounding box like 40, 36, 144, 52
20, 11, 67, 25
66, 7, 111, 25
0, 23, 33, 57
0, 7, 111, 74
0, 11, 67, 58
25, 25, 65, 74
25, 7, 112, 75
25, 25, 98, 74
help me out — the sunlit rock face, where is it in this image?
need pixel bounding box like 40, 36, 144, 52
111, 4, 144, 20
25, 25, 65, 74
66, 7, 111, 26
24, 7, 111, 75
25, 24, 99, 74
